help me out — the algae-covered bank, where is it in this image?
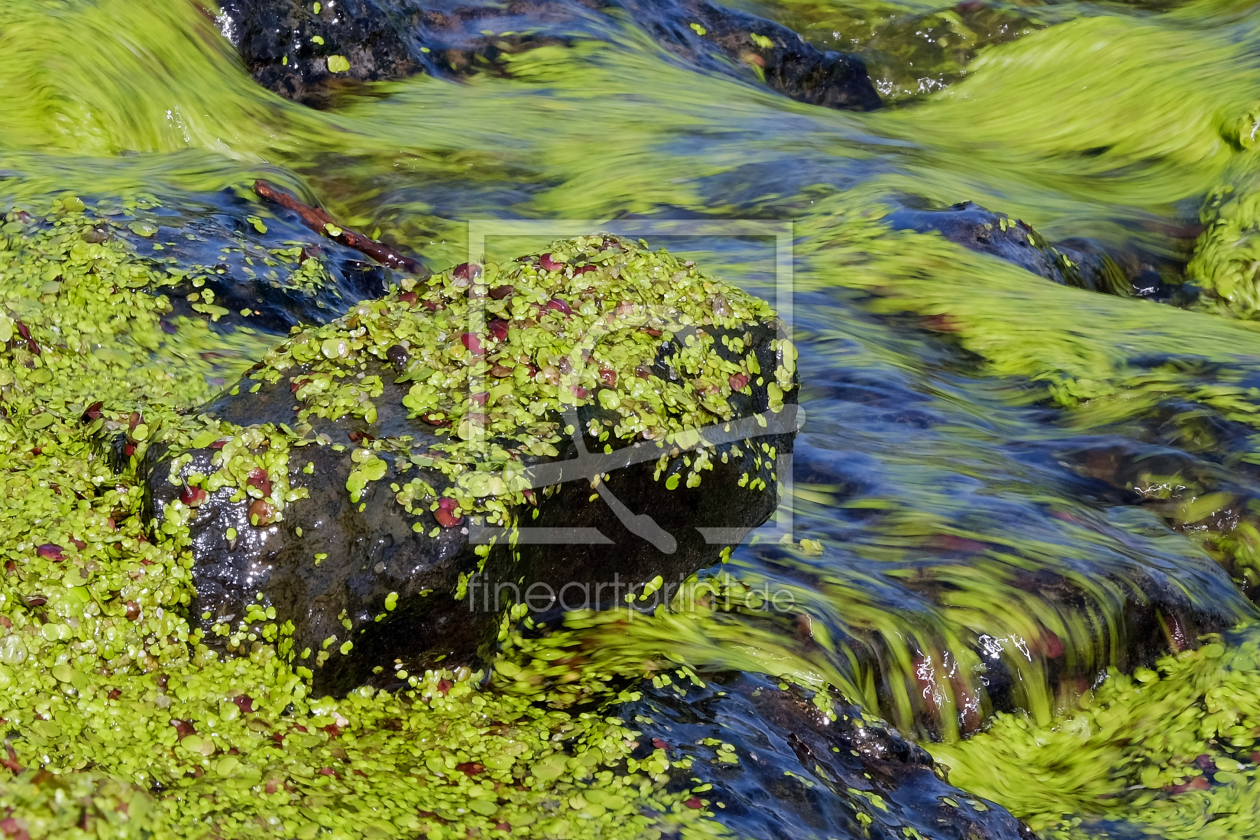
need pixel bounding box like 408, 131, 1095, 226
11, 0, 1260, 838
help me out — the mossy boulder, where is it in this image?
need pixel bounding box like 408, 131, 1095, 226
149, 235, 798, 695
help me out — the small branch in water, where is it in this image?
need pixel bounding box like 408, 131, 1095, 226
253, 180, 423, 274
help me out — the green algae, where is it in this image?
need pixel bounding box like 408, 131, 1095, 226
929, 623, 1260, 838
1183, 163, 1260, 318
0, 204, 728, 838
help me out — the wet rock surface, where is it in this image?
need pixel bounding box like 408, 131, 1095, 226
624, 673, 1035, 839
148, 236, 799, 695
217, 0, 879, 110
119, 191, 390, 334
887, 201, 1173, 298
622, 0, 880, 111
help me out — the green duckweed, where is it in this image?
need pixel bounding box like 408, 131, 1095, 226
0, 202, 729, 839
193, 234, 789, 536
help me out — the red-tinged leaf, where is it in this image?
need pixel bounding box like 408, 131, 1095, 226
35, 544, 64, 562
180, 485, 208, 507
461, 333, 484, 355
684, 798, 704, 809
0, 817, 28, 840
232, 695, 255, 714
247, 468, 271, 498
453, 263, 482, 282
538, 253, 563, 272
435, 508, 462, 529
1, 742, 24, 775
729, 373, 749, 391
546, 297, 571, 315
488, 319, 509, 341
249, 498, 277, 527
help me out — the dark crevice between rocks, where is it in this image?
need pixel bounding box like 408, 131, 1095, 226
217, 0, 880, 110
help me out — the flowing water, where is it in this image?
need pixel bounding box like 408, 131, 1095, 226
8, 0, 1260, 837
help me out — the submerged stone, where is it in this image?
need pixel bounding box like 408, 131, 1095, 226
148, 236, 798, 695
887, 201, 1170, 298
625, 673, 1035, 839
218, 0, 879, 110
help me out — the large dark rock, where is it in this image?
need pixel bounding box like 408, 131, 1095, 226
623, 673, 1035, 839
149, 235, 798, 695
216, 0, 879, 110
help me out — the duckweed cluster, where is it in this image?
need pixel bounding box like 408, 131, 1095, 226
0, 201, 731, 838
206, 234, 790, 531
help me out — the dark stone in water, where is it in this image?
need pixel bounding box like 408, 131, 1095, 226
120, 191, 389, 334
621, 0, 881, 111
624, 673, 1035, 839
148, 243, 799, 696
216, 0, 879, 110
887, 201, 1171, 298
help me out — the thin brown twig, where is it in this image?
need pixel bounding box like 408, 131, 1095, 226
253, 180, 423, 274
